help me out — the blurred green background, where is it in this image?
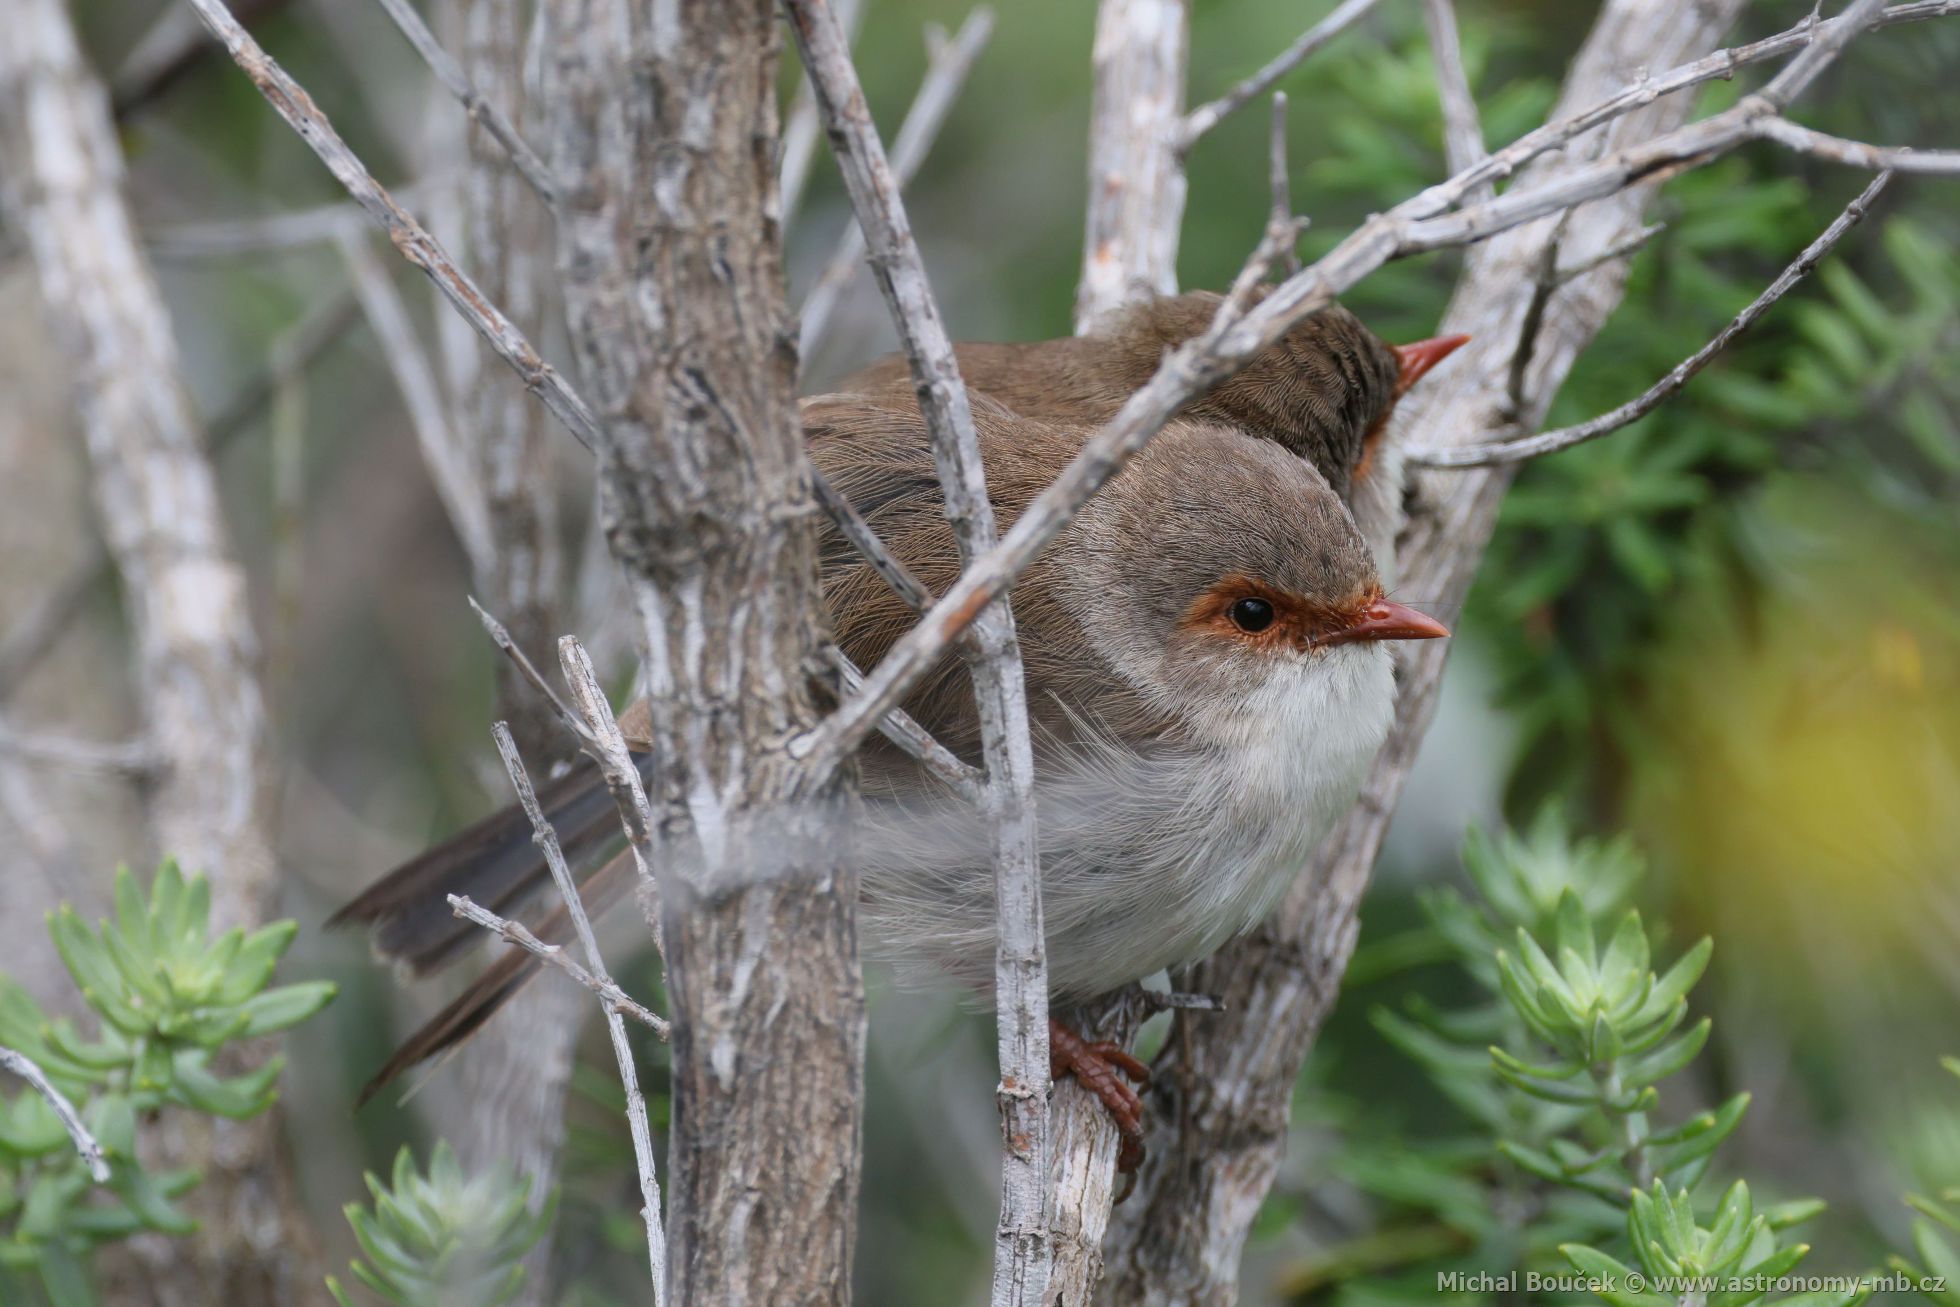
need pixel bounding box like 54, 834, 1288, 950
5, 0, 1956, 1302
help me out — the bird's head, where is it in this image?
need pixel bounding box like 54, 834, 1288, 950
1062, 422, 1447, 730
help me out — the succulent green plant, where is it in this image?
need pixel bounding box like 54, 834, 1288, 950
327, 1141, 554, 1307
1888, 1058, 1960, 1304
0, 860, 335, 1306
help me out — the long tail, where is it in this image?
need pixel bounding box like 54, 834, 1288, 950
353, 848, 636, 1106
332, 750, 653, 1098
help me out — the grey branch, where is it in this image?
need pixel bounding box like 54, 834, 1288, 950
781, 4, 1054, 1302
488, 721, 666, 1301
810, 467, 936, 611
824, 647, 984, 799
1424, 172, 1893, 468
0, 725, 158, 777
370, 0, 557, 206
1755, 117, 1960, 173
1177, 0, 1384, 151
797, 7, 993, 356
780, 0, 867, 221
337, 230, 495, 575
0, 1045, 110, 1183
467, 598, 596, 750
1266, 94, 1304, 277
1077, 0, 1189, 330
182, 0, 602, 452
1422, 0, 1487, 195
447, 893, 670, 1037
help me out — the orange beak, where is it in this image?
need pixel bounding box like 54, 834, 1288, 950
1391, 334, 1471, 398
1317, 599, 1451, 650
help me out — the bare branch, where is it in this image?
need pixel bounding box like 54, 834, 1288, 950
810, 466, 935, 611
1422, 0, 1487, 194
781, 4, 1054, 1302
467, 597, 596, 750
448, 893, 670, 1037
0, 725, 158, 777
823, 646, 983, 799
1266, 93, 1303, 277
1077, 0, 1188, 330
796, 7, 995, 356
0, 1045, 110, 1183
1177, 0, 1383, 151
182, 0, 602, 452
370, 0, 557, 206
557, 639, 658, 887
337, 230, 495, 575
780, 0, 867, 222
145, 182, 447, 260
1755, 117, 1960, 173
1552, 220, 1664, 286
1422, 172, 1893, 468
488, 722, 666, 1300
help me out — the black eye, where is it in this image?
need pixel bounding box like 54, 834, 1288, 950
1228, 597, 1275, 633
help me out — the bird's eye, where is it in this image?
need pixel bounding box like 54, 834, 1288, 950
1228, 597, 1276, 633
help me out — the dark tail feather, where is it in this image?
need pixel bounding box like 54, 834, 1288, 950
329, 750, 652, 975
355, 849, 638, 1106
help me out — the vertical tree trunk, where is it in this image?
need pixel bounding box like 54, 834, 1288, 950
1095, 2, 1751, 1302
543, 1, 865, 1301
0, 0, 321, 1300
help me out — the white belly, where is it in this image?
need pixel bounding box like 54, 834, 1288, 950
860, 644, 1397, 1001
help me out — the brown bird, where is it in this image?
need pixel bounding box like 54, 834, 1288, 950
335, 297, 1462, 1172
842, 288, 1467, 561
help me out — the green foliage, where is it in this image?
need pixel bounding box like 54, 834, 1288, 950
1299, 814, 1840, 1306
326, 1142, 553, 1307
0, 861, 335, 1306
1888, 1059, 1960, 1304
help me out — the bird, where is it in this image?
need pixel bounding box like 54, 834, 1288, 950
841, 289, 1468, 568
334, 295, 1463, 1173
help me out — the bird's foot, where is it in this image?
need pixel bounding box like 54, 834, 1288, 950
1049, 1016, 1151, 1193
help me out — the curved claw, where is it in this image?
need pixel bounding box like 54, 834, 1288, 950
1049, 1017, 1150, 1196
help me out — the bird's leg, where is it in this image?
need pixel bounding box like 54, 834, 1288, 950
1048, 1016, 1151, 1185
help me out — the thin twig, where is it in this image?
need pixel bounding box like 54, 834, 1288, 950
796, 8, 995, 357
781, 4, 1052, 1302
0, 1045, 110, 1183
182, 0, 602, 452
1421, 172, 1894, 467
489, 721, 665, 1302
809, 466, 935, 612
1553, 221, 1665, 285
467, 597, 596, 749
1267, 93, 1303, 277
1178, 0, 1385, 151
1755, 117, 1960, 173
369, 0, 556, 207
448, 893, 669, 1038
823, 647, 983, 799
557, 638, 660, 915
1422, 0, 1487, 198
0, 725, 158, 777
337, 230, 494, 576
780, 0, 867, 221
145, 182, 448, 260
